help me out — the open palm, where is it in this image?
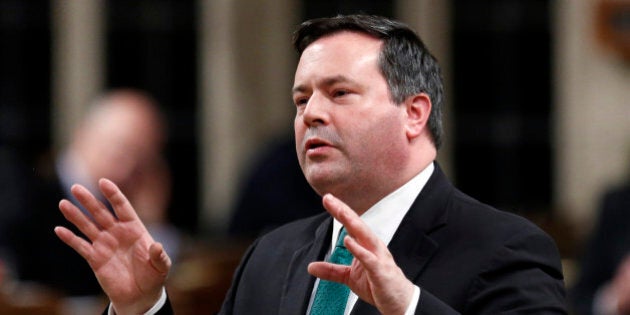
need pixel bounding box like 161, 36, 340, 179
55, 178, 171, 314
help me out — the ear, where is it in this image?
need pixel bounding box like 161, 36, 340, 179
404, 93, 432, 140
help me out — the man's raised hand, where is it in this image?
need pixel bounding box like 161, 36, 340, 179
308, 194, 415, 315
54, 178, 171, 314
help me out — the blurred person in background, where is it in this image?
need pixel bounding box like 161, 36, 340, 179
571, 181, 630, 315
127, 153, 183, 261
3, 89, 182, 301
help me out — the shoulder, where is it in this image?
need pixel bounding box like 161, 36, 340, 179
420, 164, 549, 241
448, 188, 551, 241
431, 188, 562, 274
440, 191, 565, 311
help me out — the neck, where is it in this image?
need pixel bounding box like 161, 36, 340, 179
332, 158, 435, 216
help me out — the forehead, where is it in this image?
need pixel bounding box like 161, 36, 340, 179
294, 32, 383, 83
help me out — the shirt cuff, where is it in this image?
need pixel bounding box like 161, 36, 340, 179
404, 285, 421, 315
108, 287, 167, 315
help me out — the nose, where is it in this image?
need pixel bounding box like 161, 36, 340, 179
301, 93, 328, 127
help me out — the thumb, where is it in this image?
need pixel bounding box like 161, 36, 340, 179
149, 242, 171, 276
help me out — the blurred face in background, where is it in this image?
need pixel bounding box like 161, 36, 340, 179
75, 91, 166, 192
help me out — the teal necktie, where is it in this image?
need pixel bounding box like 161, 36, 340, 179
310, 228, 354, 315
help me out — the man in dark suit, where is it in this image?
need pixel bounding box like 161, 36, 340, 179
54, 15, 566, 314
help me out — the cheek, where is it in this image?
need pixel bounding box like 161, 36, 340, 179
357, 113, 407, 161
294, 112, 304, 131
294, 119, 303, 145
294, 120, 305, 160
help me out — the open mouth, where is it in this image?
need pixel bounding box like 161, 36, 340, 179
305, 138, 330, 151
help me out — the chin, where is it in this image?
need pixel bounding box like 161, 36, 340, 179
304, 160, 352, 187
305, 174, 344, 197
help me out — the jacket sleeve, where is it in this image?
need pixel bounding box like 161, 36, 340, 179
413, 227, 566, 314
416, 289, 459, 314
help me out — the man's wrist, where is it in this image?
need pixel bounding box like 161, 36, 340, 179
108, 287, 167, 315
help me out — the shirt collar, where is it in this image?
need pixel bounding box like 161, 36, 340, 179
331, 162, 435, 248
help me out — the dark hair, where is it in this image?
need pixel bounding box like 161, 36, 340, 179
293, 14, 444, 149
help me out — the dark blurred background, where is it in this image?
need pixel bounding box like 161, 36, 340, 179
0, 0, 558, 236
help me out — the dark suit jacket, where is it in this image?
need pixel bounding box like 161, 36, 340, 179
159, 165, 567, 314
570, 185, 630, 315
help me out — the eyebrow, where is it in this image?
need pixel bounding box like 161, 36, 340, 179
292, 75, 354, 95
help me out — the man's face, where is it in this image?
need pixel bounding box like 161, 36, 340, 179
293, 32, 410, 199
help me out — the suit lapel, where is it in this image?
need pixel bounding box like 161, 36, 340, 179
351, 164, 453, 314
351, 229, 441, 315
390, 164, 452, 279
279, 216, 332, 315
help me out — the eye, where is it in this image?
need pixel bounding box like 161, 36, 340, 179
332, 90, 349, 98
294, 96, 309, 107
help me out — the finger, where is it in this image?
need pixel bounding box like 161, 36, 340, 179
99, 178, 140, 222
308, 261, 351, 284
149, 242, 171, 276
54, 226, 93, 262
71, 184, 116, 229
344, 234, 381, 270
58, 199, 102, 241
323, 194, 381, 251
